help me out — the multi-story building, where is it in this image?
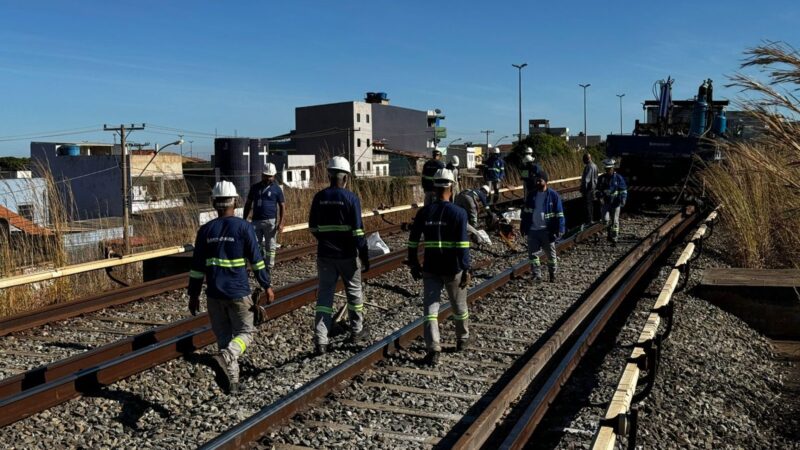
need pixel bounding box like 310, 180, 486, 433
294, 92, 445, 177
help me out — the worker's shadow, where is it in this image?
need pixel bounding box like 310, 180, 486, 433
366, 281, 415, 298
83, 388, 172, 431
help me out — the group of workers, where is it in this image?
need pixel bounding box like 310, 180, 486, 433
186, 148, 627, 393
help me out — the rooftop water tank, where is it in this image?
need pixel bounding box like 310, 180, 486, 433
59, 144, 80, 156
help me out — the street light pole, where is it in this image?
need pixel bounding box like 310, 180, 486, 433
616, 94, 625, 134
579, 83, 591, 148
493, 135, 509, 146
512, 63, 528, 144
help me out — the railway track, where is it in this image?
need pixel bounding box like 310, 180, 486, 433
193, 206, 698, 449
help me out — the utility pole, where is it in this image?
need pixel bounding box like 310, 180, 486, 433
616, 93, 625, 134
579, 83, 591, 148
512, 63, 528, 144
104, 123, 145, 255
189, 140, 194, 158
480, 130, 495, 147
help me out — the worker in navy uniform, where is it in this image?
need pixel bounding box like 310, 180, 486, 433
243, 163, 286, 268
188, 181, 274, 394
453, 184, 492, 244
520, 170, 565, 282
597, 158, 628, 245
520, 149, 543, 201
482, 146, 505, 205
421, 149, 446, 206
308, 156, 370, 355
580, 153, 598, 224
408, 168, 471, 366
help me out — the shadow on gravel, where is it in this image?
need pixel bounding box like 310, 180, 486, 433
366, 281, 415, 298
84, 388, 172, 431
43, 341, 93, 351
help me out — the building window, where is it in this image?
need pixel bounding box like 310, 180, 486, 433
366, 114, 370, 123
356, 113, 361, 122
357, 138, 361, 147
17, 204, 34, 221
300, 170, 307, 181
367, 162, 371, 171
367, 138, 371, 147
384, 166, 388, 176
376, 167, 380, 176
357, 162, 362, 172
287, 171, 293, 182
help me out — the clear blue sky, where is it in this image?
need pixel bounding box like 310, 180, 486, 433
0, 1, 798, 157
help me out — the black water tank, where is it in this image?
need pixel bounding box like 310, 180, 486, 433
214, 137, 251, 199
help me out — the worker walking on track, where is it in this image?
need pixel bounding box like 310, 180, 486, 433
453, 185, 492, 245
520, 148, 543, 201
243, 163, 286, 268
422, 149, 446, 206
308, 156, 370, 356
520, 171, 565, 282
408, 168, 471, 366
597, 158, 628, 245
580, 152, 598, 224
446, 155, 461, 194
483, 146, 505, 206
188, 181, 274, 394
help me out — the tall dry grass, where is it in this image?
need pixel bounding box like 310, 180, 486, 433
702, 41, 800, 268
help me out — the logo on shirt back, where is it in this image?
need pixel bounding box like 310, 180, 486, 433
425, 221, 448, 226
207, 236, 236, 243
320, 200, 345, 206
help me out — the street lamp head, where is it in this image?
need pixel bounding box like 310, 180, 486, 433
512, 63, 528, 69
617, 93, 625, 98
173, 139, 185, 146
579, 83, 591, 89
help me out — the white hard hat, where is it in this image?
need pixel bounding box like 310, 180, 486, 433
328, 156, 351, 174
493, 147, 501, 154
212, 180, 238, 199
525, 147, 533, 155
450, 155, 460, 167
433, 168, 455, 187
602, 158, 616, 168
262, 163, 277, 176
523, 155, 535, 164
432, 148, 442, 155
480, 184, 491, 194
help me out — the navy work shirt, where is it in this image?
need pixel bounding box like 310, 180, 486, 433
408, 200, 470, 275
246, 181, 285, 220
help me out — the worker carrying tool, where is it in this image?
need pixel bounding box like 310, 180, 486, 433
453, 185, 493, 245
580, 152, 598, 225
520, 170, 565, 282
446, 155, 461, 194
243, 163, 286, 268
422, 149, 446, 206
407, 168, 471, 366
482, 146, 505, 205
187, 180, 274, 394
308, 156, 370, 356
597, 158, 628, 245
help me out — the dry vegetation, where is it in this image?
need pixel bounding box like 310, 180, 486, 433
702, 41, 800, 268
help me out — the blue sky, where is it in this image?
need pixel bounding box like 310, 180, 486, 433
0, 0, 798, 157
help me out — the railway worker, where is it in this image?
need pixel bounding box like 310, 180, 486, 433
482, 146, 505, 206
422, 149, 446, 206
188, 181, 274, 394
520, 153, 543, 201
520, 170, 565, 282
580, 152, 598, 224
407, 168, 471, 366
308, 156, 370, 356
454, 185, 492, 245
597, 158, 628, 245
243, 163, 286, 268
446, 155, 461, 194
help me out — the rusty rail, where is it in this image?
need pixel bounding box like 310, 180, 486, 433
0, 248, 410, 427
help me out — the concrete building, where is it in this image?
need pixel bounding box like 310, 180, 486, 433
270, 153, 315, 189
567, 134, 603, 149
529, 119, 569, 139
31, 141, 186, 220
294, 92, 444, 177
0, 177, 49, 229
446, 145, 477, 169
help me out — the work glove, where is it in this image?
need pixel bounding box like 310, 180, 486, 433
410, 264, 423, 280
459, 270, 472, 288
360, 255, 371, 273
188, 296, 200, 316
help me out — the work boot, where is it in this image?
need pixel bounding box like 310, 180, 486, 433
423, 350, 440, 367
314, 342, 328, 356
456, 338, 469, 352
532, 269, 544, 282
346, 326, 369, 345
211, 353, 234, 394
548, 270, 556, 283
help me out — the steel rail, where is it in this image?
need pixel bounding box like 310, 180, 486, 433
198, 223, 604, 450
489, 206, 699, 450
0, 248, 411, 426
